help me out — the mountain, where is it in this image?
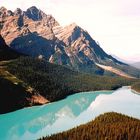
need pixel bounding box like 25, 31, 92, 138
131, 62, 140, 69
1, 6, 140, 77
40, 112, 140, 140
0, 35, 139, 114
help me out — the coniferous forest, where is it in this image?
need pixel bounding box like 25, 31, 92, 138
6, 57, 139, 102
40, 112, 140, 140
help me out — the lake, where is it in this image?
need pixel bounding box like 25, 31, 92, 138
0, 86, 140, 140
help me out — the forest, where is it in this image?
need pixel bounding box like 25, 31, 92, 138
6, 56, 139, 102
40, 112, 140, 140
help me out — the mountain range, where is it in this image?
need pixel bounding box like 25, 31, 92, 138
1, 6, 140, 77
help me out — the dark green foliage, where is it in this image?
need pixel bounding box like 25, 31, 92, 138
7, 57, 139, 102
40, 112, 140, 140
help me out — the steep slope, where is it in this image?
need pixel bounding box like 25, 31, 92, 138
0, 36, 48, 114
0, 68, 48, 114
41, 112, 140, 140
95, 63, 135, 79
6, 57, 139, 101
0, 35, 21, 60
52, 23, 129, 74
1, 6, 140, 77
53, 23, 123, 65
53, 23, 140, 77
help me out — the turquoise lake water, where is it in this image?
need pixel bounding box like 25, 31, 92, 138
0, 87, 140, 140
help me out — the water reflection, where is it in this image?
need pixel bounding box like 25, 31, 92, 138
0, 87, 140, 140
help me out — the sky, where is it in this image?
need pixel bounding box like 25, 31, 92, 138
1, 0, 140, 62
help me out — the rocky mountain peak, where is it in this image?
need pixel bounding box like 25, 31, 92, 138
14, 8, 23, 15
0, 7, 7, 18
53, 23, 85, 46
27, 6, 39, 12
0, 6, 7, 12
25, 6, 43, 21
69, 22, 79, 29
1, 6, 134, 77
0, 7, 14, 17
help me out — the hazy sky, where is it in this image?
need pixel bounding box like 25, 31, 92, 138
1, 0, 140, 62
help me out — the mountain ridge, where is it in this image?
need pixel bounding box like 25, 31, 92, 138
1, 6, 140, 77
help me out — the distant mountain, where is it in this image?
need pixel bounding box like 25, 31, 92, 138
131, 62, 140, 69
111, 54, 131, 64
1, 6, 140, 77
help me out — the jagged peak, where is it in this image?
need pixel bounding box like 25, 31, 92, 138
0, 7, 14, 17
27, 6, 39, 12
25, 6, 43, 21
0, 6, 7, 12
14, 8, 23, 15
66, 22, 80, 30
70, 22, 78, 27
7, 10, 14, 16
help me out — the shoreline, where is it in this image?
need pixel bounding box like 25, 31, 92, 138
131, 87, 140, 95
1, 86, 137, 115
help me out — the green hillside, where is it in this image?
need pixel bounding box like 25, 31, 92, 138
6, 57, 139, 102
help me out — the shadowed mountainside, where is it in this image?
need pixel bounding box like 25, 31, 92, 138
0, 35, 22, 60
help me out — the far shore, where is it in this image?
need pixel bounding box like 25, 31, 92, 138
131, 87, 140, 95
